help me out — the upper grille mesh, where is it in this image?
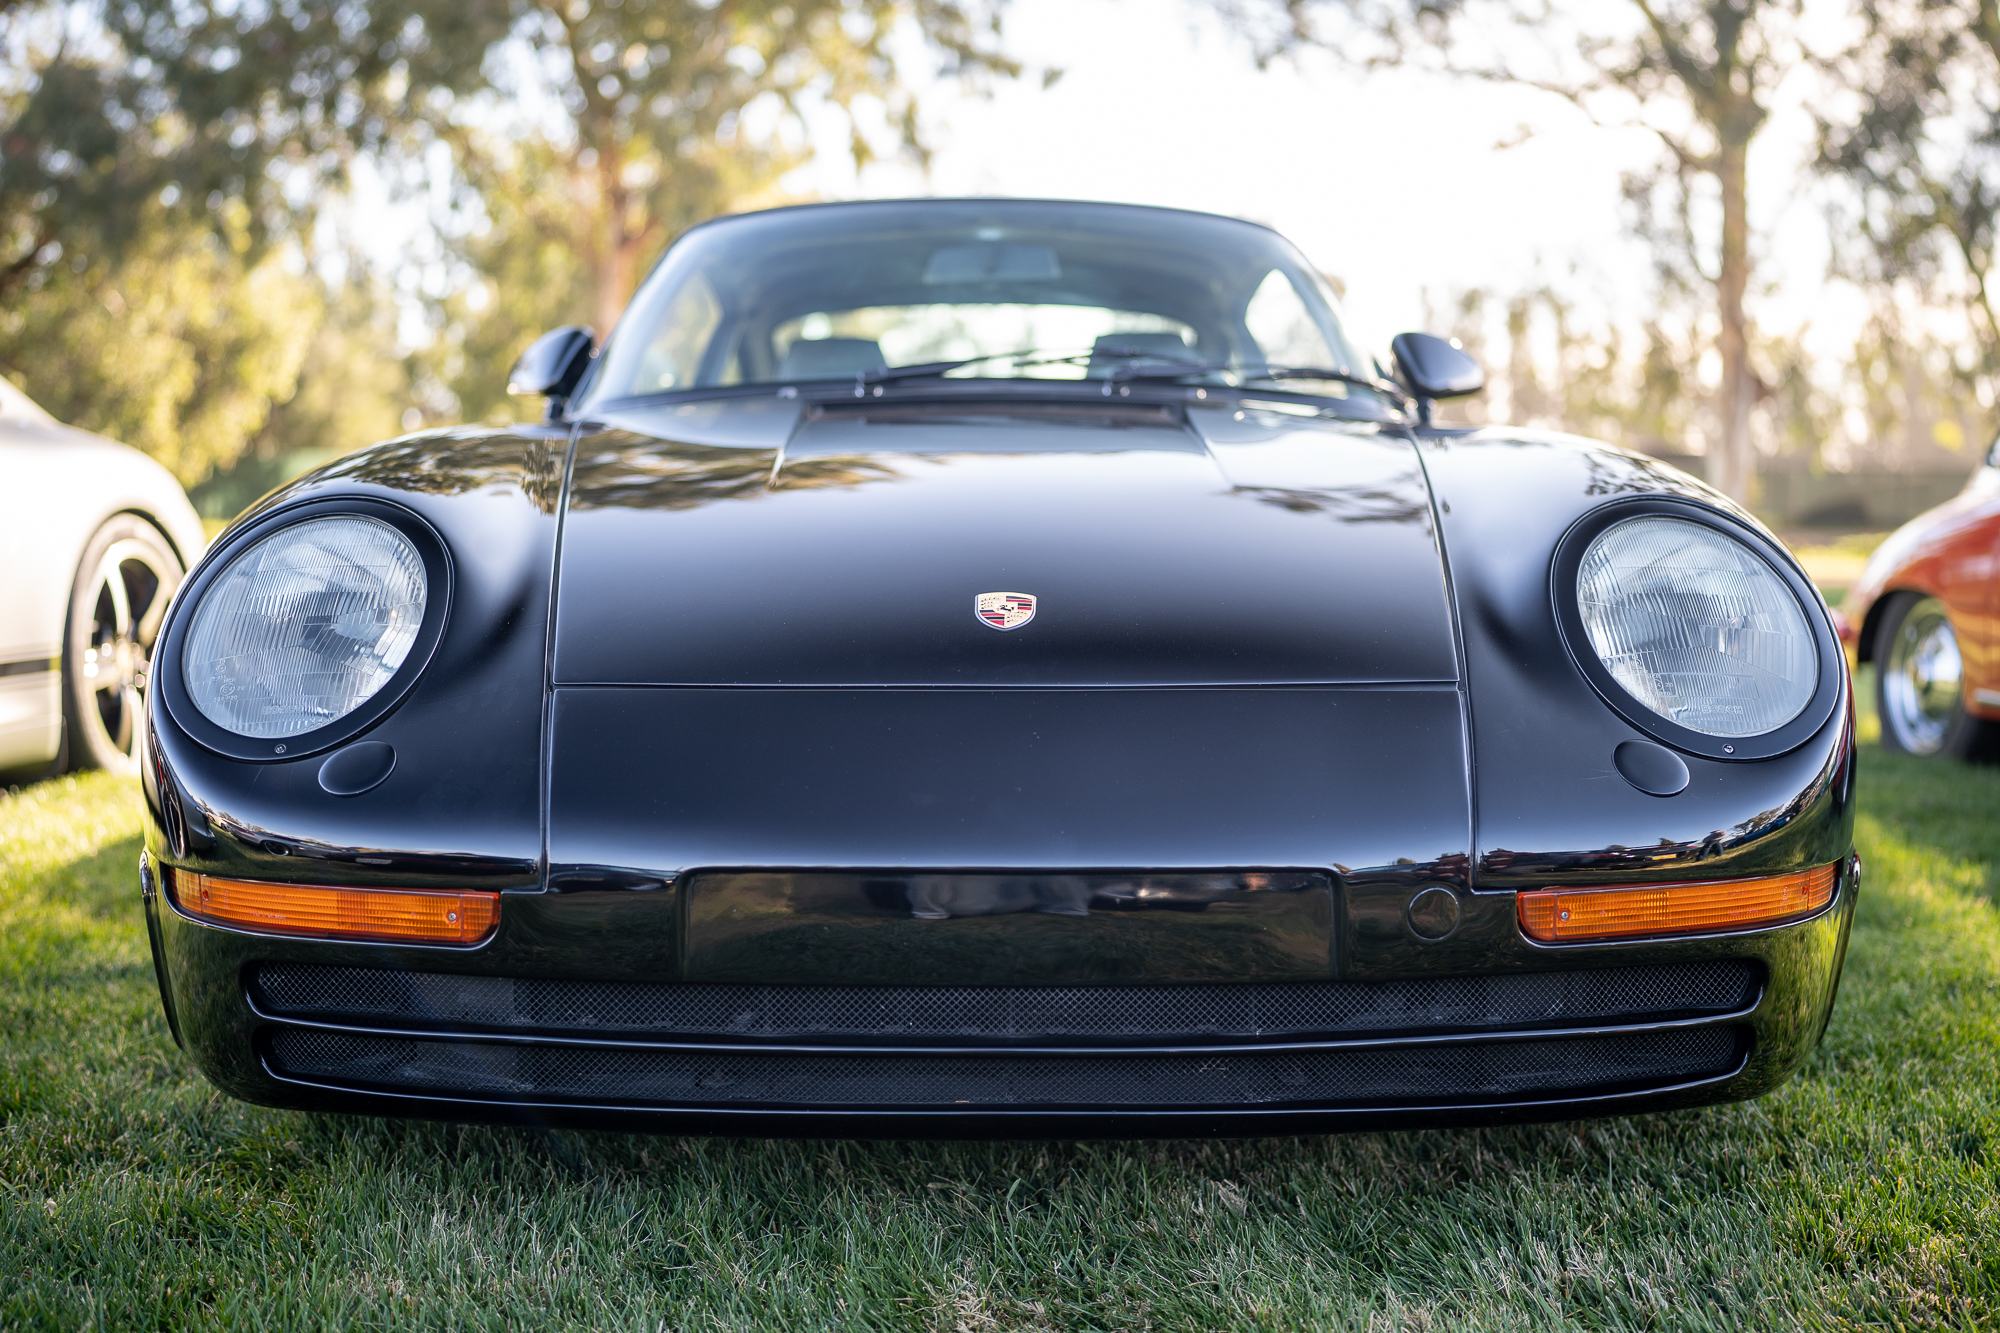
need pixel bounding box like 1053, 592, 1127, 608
251, 961, 1759, 1045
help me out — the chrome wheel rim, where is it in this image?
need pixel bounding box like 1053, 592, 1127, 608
1884, 597, 1963, 755
80, 538, 174, 759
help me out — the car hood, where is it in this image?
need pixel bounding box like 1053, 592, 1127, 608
552, 400, 1457, 685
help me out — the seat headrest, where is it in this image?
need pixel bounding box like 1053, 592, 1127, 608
1087, 332, 1195, 377
778, 338, 888, 380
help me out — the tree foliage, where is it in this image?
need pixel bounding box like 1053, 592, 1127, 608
431, 0, 1017, 339
0, 204, 319, 485
1220, 0, 1806, 501
84, 0, 1016, 373
0, 0, 500, 299
0, 0, 491, 480
433, 118, 797, 425
1816, 1, 2000, 390
1, 0, 1018, 480
185, 268, 425, 517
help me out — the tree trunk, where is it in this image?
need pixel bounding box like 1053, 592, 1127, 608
1963, 237, 2000, 372
606, 225, 653, 341
593, 145, 631, 341
593, 243, 636, 342
578, 142, 665, 344
587, 155, 660, 343
1712, 138, 1755, 505
1971, 4, 2000, 369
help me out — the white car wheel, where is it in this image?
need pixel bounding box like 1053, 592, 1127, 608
63, 515, 183, 774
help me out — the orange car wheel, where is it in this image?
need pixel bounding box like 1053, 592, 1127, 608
1876, 592, 1997, 760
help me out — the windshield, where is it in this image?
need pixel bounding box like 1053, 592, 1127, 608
587, 199, 1370, 404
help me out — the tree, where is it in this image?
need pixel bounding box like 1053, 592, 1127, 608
5, 0, 1018, 469
1815, 1, 2000, 398
1223, 0, 1805, 503
0, 202, 320, 485
441, 0, 1021, 339
106, 0, 1018, 346
186, 267, 426, 518
0, 0, 476, 480
0, 0, 498, 302
431, 121, 797, 423
1418, 276, 1725, 462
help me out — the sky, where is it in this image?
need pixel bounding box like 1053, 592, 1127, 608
783, 0, 1865, 370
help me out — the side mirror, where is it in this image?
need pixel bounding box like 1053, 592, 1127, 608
508, 325, 596, 418
1390, 332, 1484, 424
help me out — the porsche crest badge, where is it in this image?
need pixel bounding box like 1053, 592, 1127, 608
975, 591, 1037, 631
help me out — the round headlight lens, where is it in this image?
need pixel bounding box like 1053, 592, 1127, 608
1576, 516, 1817, 738
182, 515, 427, 739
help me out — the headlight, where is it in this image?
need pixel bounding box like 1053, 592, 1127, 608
1574, 515, 1817, 738
182, 515, 428, 739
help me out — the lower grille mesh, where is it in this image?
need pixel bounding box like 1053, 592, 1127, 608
265, 1026, 1741, 1108
251, 961, 1759, 1044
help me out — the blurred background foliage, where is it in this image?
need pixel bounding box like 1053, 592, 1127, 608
1238, 0, 2000, 516
0, 202, 320, 487
0, 0, 1995, 528
0, 0, 1017, 514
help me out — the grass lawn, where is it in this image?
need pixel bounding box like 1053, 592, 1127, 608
4, 693, 1999, 1329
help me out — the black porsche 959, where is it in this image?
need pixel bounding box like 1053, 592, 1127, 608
139, 199, 1856, 1135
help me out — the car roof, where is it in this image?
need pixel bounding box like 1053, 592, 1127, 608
681, 196, 1283, 239
0, 377, 56, 426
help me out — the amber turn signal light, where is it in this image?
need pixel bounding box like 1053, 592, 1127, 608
1518, 863, 1838, 943
167, 869, 499, 945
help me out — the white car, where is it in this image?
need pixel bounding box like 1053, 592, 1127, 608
0, 380, 205, 777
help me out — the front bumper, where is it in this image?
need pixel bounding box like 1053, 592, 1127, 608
143, 857, 1857, 1137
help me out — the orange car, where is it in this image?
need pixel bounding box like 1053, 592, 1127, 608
1845, 434, 2000, 758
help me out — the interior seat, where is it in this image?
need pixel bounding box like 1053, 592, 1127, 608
1086, 331, 1198, 378
777, 338, 888, 381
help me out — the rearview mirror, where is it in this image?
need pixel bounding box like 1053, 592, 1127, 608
1390, 332, 1484, 423
508, 326, 596, 417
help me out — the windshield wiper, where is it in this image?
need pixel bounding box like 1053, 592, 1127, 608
834, 348, 1406, 408
1108, 357, 1406, 402
855, 348, 1090, 386
1089, 343, 1211, 372
856, 352, 1025, 386
851, 345, 1215, 388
